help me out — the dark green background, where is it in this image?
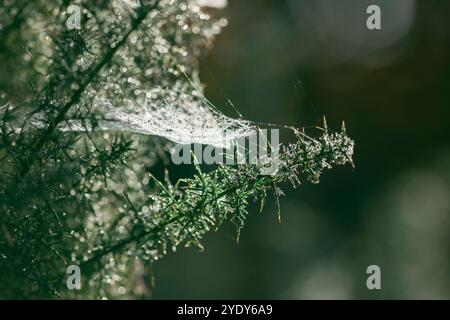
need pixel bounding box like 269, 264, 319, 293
153, 0, 450, 299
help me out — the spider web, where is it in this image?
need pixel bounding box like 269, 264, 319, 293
1, 80, 255, 149
64, 82, 255, 149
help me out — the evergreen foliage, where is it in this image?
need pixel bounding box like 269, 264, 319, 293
0, 0, 354, 298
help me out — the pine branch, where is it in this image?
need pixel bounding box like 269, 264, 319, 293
19, 1, 161, 177
0, 1, 355, 299
76, 125, 354, 273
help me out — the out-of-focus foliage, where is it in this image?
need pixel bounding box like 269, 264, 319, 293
148, 0, 449, 299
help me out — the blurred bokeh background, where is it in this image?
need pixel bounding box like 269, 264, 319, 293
152, 0, 450, 299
